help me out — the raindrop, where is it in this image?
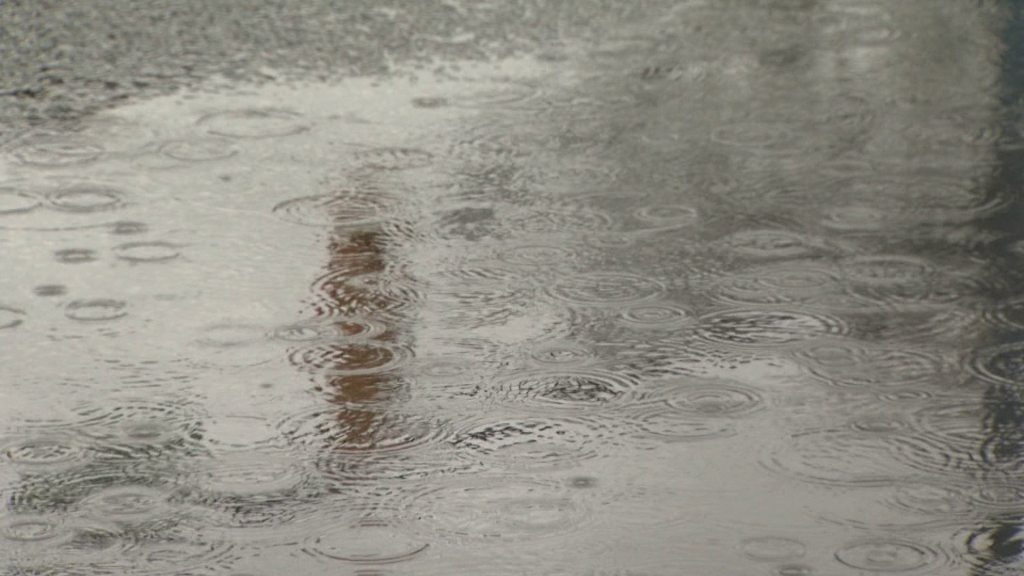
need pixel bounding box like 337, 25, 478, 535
271, 317, 387, 343
0, 306, 26, 329
109, 221, 148, 235
1, 516, 71, 544
775, 564, 814, 576
491, 370, 639, 412
54, 248, 98, 264
2, 435, 91, 469
194, 323, 267, 347
661, 381, 764, 417
451, 415, 615, 470
411, 96, 449, 108
710, 122, 793, 149
762, 428, 929, 487
11, 137, 103, 167
970, 342, 1024, 384
277, 406, 446, 454
834, 540, 942, 573
302, 518, 428, 564
820, 205, 889, 231
498, 244, 580, 267
632, 204, 698, 230
127, 524, 238, 575
159, 138, 238, 162
889, 483, 972, 517
549, 272, 665, 306
79, 486, 170, 522
198, 451, 308, 498
0, 188, 41, 214
840, 255, 935, 286
507, 207, 615, 236
526, 341, 597, 367
114, 241, 180, 263
288, 342, 409, 375
722, 229, 813, 259
794, 343, 945, 389
405, 477, 586, 542
64, 299, 127, 322
353, 147, 434, 170
198, 109, 307, 139
632, 407, 736, 442
32, 285, 67, 297
710, 267, 841, 306
740, 536, 806, 561
697, 309, 847, 348
47, 184, 125, 213
617, 304, 693, 330
73, 397, 204, 450
272, 191, 395, 227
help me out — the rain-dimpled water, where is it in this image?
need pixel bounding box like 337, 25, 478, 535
2, 1, 1024, 574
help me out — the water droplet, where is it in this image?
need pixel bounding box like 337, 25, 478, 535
763, 428, 928, 487
451, 415, 616, 470
194, 323, 267, 347
662, 381, 764, 417
411, 96, 449, 108
64, 299, 127, 322
741, 536, 806, 561
113, 241, 180, 263
277, 406, 445, 454
617, 304, 693, 331
632, 407, 736, 442
1, 516, 70, 544
198, 109, 307, 139
73, 397, 204, 450
47, 184, 125, 213
2, 435, 90, 469
198, 451, 307, 497
698, 309, 847, 348
834, 540, 941, 573
526, 341, 597, 367
0, 187, 41, 214
109, 221, 148, 235
80, 486, 170, 522
303, 518, 428, 564
632, 204, 698, 230
794, 343, 945, 389
273, 191, 396, 227
32, 285, 67, 297
271, 317, 387, 343
890, 483, 972, 517
11, 137, 103, 167
491, 370, 639, 412
507, 207, 615, 236
710, 267, 841, 306
0, 306, 26, 329
774, 563, 814, 576
406, 477, 586, 542
711, 122, 793, 149
820, 205, 889, 231
722, 229, 813, 259
54, 248, 98, 264
498, 244, 580, 267
970, 342, 1024, 384
159, 138, 238, 162
549, 273, 665, 306
288, 342, 409, 376
840, 255, 934, 286
353, 147, 433, 170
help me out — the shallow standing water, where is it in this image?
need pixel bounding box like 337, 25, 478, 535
3, 1, 1024, 574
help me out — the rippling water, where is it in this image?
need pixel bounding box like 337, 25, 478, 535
4, 0, 1024, 574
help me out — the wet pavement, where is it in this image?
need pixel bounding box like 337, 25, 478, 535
4, 0, 1024, 575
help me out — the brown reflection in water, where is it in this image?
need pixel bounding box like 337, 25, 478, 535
302, 215, 409, 453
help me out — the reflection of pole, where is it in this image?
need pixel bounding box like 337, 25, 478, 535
306, 193, 404, 452
972, 2, 1024, 574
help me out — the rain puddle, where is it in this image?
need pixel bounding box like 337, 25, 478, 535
3, 1, 1024, 574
